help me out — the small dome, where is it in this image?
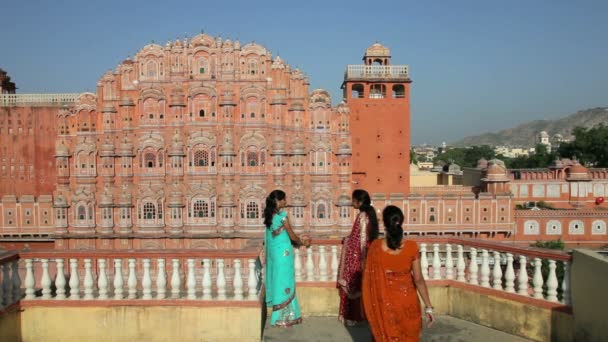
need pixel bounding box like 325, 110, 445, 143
365, 42, 391, 57
337, 194, 351, 206
288, 102, 305, 112
117, 135, 134, 156
271, 94, 287, 105
55, 141, 70, 157
100, 137, 115, 156
120, 96, 135, 107
219, 134, 236, 156
169, 87, 186, 107
567, 162, 591, 181
168, 132, 185, 156
271, 135, 286, 156
102, 102, 117, 113
482, 161, 509, 182
477, 158, 488, 169
337, 142, 352, 155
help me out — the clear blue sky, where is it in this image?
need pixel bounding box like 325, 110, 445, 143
1, 0, 606, 144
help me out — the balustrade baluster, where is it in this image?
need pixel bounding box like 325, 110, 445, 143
69, 259, 80, 300
331, 246, 339, 281
98, 259, 108, 300
186, 259, 196, 300
156, 259, 166, 299
202, 259, 212, 300
25, 259, 35, 300
247, 259, 257, 300
445, 244, 454, 280
83, 259, 94, 300
41, 259, 52, 299
532, 258, 544, 299
562, 261, 571, 305
480, 250, 490, 288
54, 259, 66, 300
171, 259, 181, 299
2, 263, 12, 304
546, 260, 559, 302
319, 246, 329, 281
294, 249, 302, 281
456, 245, 465, 282
492, 252, 503, 290
127, 259, 137, 299
505, 253, 515, 293
517, 256, 529, 296
432, 244, 441, 280
114, 259, 124, 299
142, 259, 152, 299
306, 247, 315, 281
469, 248, 479, 285
11, 260, 21, 303
217, 259, 227, 300
233, 259, 244, 300
420, 243, 429, 280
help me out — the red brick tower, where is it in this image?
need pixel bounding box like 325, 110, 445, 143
342, 43, 412, 194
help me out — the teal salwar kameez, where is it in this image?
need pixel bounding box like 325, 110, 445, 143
265, 210, 303, 327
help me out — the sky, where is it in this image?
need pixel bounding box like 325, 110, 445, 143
1, 0, 606, 145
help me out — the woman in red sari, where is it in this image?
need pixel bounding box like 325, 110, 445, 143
363, 205, 435, 342
337, 189, 379, 326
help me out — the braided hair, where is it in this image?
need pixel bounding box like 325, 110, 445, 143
263, 190, 286, 228
382, 205, 404, 250
352, 189, 379, 241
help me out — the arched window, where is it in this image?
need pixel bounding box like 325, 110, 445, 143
143, 202, 156, 220
351, 84, 364, 98
248, 59, 258, 75
317, 203, 326, 219
145, 61, 157, 78
145, 152, 156, 168
370, 84, 386, 99
77, 205, 86, 220
247, 202, 259, 219
392, 84, 405, 98
247, 151, 258, 166
197, 57, 208, 74
546, 220, 562, 235
194, 150, 209, 167
193, 200, 209, 218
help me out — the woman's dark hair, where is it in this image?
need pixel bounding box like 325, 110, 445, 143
263, 190, 286, 228
383, 205, 404, 250
352, 189, 379, 241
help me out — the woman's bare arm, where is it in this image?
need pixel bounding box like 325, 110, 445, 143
283, 216, 309, 247
412, 258, 435, 327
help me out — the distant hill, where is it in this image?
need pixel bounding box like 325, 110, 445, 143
451, 107, 608, 147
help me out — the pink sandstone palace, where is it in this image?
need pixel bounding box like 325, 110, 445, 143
0, 34, 606, 251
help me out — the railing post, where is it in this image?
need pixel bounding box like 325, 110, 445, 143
469, 248, 479, 285
294, 248, 302, 281
517, 256, 529, 296
11, 260, 21, 303
546, 260, 559, 302
445, 244, 454, 280
247, 259, 257, 300
306, 247, 315, 281
456, 245, 466, 282
187, 259, 197, 300
83, 259, 94, 300
98, 259, 108, 300
492, 252, 503, 291
202, 259, 212, 300
171, 259, 181, 299
420, 243, 429, 280
217, 259, 227, 300
3, 262, 14, 303
55, 259, 66, 299
114, 259, 124, 299
432, 244, 442, 280
127, 259, 137, 299
319, 246, 329, 281
156, 259, 166, 299
233, 259, 244, 300
25, 259, 36, 300
142, 259, 152, 300
69, 259, 80, 300
480, 250, 490, 288
505, 253, 515, 293
331, 245, 339, 281
532, 258, 544, 299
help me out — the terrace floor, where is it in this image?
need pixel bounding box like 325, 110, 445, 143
263, 315, 533, 342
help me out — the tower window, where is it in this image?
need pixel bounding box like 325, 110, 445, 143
392, 84, 405, 98
351, 84, 364, 98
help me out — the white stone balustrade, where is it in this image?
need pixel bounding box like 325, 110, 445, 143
13, 251, 261, 302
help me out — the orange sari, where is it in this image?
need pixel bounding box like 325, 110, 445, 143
362, 239, 422, 342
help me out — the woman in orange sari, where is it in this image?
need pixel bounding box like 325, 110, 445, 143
362, 205, 435, 342
337, 189, 379, 325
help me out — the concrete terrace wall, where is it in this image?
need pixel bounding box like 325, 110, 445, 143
571, 249, 608, 342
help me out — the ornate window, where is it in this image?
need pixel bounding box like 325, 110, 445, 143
194, 150, 209, 167
77, 205, 86, 221
197, 57, 208, 74
247, 202, 259, 219
145, 61, 158, 79
247, 151, 258, 166
546, 220, 562, 235
317, 203, 326, 219
144, 152, 156, 168
143, 202, 156, 220
592, 220, 606, 235
524, 220, 540, 235
568, 220, 584, 235
247, 59, 258, 75
193, 200, 209, 218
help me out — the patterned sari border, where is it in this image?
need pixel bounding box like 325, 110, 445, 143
272, 290, 296, 311
273, 317, 303, 327
271, 225, 285, 237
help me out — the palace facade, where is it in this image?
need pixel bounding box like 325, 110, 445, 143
0, 35, 606, 250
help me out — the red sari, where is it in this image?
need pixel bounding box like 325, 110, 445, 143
363, 239, 422, 342
337, 212, 371, 324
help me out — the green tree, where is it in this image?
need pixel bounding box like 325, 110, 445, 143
529, 239, 565, 296
435, 145, 495, 168
410, 149, 418, 165
558, 124, 608, 167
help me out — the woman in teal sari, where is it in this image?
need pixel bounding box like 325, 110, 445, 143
264, 190, 310, 327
